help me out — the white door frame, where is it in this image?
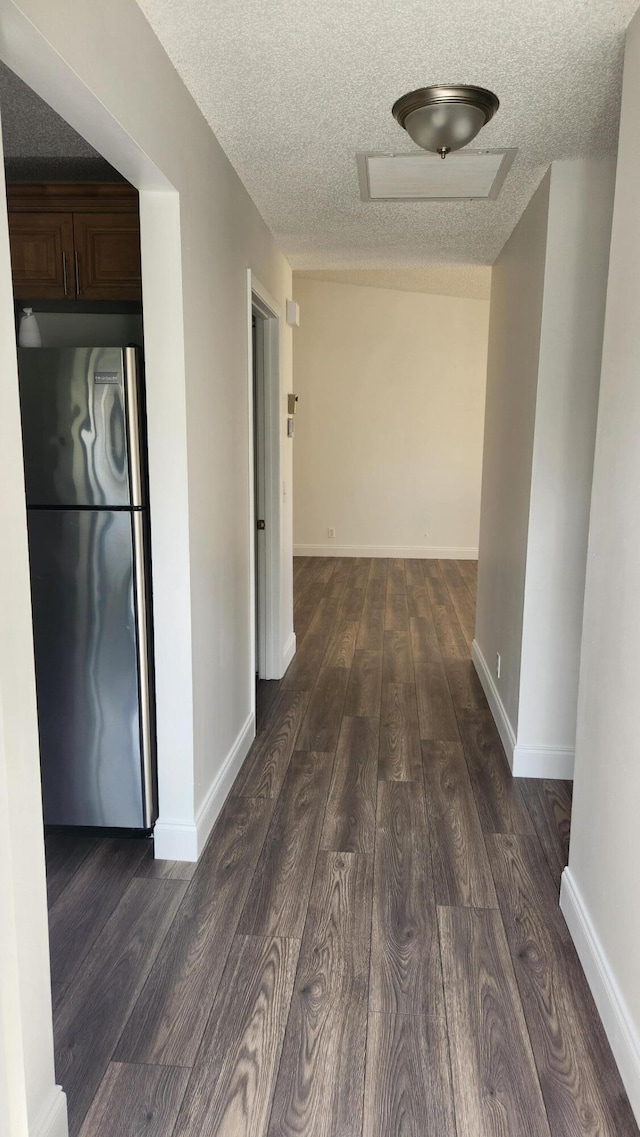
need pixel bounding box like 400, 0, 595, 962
247, 271, 282, 686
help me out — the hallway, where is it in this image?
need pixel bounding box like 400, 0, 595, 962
47, 557, 637, 1136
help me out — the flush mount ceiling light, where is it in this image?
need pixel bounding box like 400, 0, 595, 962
392, 85, 499, 159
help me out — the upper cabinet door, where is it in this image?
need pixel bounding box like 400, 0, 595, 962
73, 212, 142, 301
8, 212, 76, 300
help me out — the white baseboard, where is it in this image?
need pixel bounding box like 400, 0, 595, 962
154, 712, 256, 863
153, 816, 198, 862
471, 639, 516, 767
32, 1086, 68, 1137
194, 712, 255, 855
560, 868, 640, 1123
293, 544, 478, 559
512, 743, 575, 779
281, 631, 296, 675
471, 640, 574, 780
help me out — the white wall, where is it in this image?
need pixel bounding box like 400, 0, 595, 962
561, 7, 640, 1122
474, 172, 551, 733
0, 114, 65, 1137
518, 160, 615, 759
0, 0, 295, 1131
474, 159, 615, 778
292, 277, 489, 558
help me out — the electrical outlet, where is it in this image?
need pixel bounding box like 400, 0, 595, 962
496, 652, 501, 680
327, 527, 335, 539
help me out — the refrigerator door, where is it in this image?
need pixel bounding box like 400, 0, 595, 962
18, 346, 147, 508
27, 508, 150, 827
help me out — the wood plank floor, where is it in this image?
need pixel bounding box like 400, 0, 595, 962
46, 557, 638, 1137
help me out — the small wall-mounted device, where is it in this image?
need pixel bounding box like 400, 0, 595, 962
287, 417, 295, 437
286, 299, 300, 327
288, 393, 299, 415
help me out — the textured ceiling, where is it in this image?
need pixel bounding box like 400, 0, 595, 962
295, 265, 491, 301
0, 61, 98, 159
137, 0, 636, 267
0, 61, 123, 182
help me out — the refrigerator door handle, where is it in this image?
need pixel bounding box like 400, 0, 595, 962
132, 511, 157, 828
124, 347, 146, 507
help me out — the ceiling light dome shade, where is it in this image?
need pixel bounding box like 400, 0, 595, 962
392, 86, 499, 157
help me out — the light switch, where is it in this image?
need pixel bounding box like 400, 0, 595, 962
286, 300, 300, 327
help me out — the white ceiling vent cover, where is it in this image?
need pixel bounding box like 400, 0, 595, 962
357, 149, 516, 202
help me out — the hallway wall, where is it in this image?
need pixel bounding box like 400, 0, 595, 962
517, 158, 615, 764
562, 5, 640, 1121
292, 276, 490, 558
474, 171, 550, 743
474, 158, 615, 778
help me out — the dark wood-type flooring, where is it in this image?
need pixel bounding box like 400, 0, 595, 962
46, 557, 638, 1137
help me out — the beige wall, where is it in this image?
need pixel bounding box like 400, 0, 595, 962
292, 277, 490, 557
562, 7, 640, 1121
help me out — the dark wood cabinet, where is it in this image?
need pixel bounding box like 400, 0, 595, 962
6, 184, 141, 302
8, 212, 75, 300
72, 213, 141, 301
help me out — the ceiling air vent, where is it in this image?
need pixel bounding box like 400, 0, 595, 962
357, 149, 516, 202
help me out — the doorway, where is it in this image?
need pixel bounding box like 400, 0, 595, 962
248, 273, 283, 686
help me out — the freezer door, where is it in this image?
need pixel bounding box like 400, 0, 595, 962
28, 508, 149, 828
18, 347, 147, 508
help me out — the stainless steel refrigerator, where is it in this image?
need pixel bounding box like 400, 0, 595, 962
18, 346, 157, 830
